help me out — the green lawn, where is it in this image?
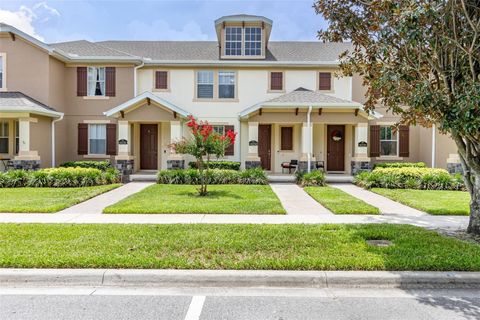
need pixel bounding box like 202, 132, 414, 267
0, 185, 120, 213
103, 184, 286, 214
304, 186, 380, 214
0, 224, 479, 270
372, 188, 470, 215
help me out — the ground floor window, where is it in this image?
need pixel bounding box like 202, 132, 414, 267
380, 126, 398, 156
89, 124, 106, 155
0, 120, 8, 153
15, 121, 19, 154
213, 125, 225, 135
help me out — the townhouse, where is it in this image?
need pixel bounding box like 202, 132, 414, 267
0, 15, 461, 178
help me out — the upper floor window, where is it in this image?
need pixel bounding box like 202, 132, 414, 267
155, 71, 169, 90
218, 71, 235, 99
87, 67, 106, 96
318, 72, 332, 91
380, 126, 398, 156
245, 27, 262, 56
269, 71, 284, 91
197, 71, 214, 99
225, 27, 242, 56
88, 124, 106, 155
0, 120, 8, 154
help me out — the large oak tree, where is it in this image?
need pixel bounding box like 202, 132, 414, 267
314, 0, 480, 234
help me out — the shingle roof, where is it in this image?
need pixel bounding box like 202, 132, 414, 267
48, 40, 352, 62
0, 92, 63, 117
266, 87, 354, 104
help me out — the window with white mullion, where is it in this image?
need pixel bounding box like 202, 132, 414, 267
225, 27, 242, 56
0, 121, 9, 154
213, 125, 225, 135
88, 124, 106, 155
244, 27, 262, 56
15, 120, 19, 154
0, 55, 4, 89
380, 126, 398, 156
87, 67, 106, 96
197, 71, 214, 99
218, 71, 235, 99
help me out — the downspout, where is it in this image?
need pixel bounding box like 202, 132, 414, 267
431, 124, 436, 168
133, 61, 144, 97
51, 114, 64, 167
307, 105, 312, 173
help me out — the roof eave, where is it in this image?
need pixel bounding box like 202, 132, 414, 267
142, 60, 340, 67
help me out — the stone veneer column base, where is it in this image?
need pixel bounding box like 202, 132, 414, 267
351, 161, 372, 175
447, 163, 464, 175
245, 161, 261, 169
116, 159, 134, 183
11, 160, 41, 171
167, 160, 185, 170
297, 161, 317, 173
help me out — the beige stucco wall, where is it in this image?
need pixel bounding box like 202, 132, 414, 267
30, 115, 52, 167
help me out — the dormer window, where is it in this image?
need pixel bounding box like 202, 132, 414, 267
245, 27, 262, 56
225, 27, 242, 56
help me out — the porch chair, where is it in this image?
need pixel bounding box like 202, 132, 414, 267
281, 160, 298, 174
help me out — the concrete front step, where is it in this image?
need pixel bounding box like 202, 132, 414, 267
129, 171, 157, 182
268, 174, 354, 184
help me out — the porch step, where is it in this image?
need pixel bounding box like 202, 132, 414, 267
325, 174, 354, 183
129, 171, 157, 182
267, 174, 296, 183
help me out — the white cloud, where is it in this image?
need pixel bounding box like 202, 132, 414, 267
0, 2, 61, 41
126, 19, 209, 41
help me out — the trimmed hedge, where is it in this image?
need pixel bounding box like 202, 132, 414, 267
157, 168, 267, 185
188, 161, 241, 171
373, 162, 426, 169
296, 170, 326, 187
0, 167, 120, 188
60, 160, 112, 171
354, 167, 464, 191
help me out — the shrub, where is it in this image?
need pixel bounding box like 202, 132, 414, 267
157, 168, 267, 185
296, 170, 326, 187
188, 161, 241, 171
60, 160, 112, 171
373, 162, 426, 169
354, 167, 464, 191
0, 167, 120, 188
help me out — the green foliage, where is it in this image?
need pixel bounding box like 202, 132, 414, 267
60, 160, 112, 171
354, 167, 464, 191
296, 170, 326, 187
373, 162, 426, 169
0, 167, 120, 188
157, 168, 267, 185
188, 161, 241, 171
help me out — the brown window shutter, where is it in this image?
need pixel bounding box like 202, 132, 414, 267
224, 125, 234, 156
78, 123, 88, 155
369, 125, 380, 157
270, 72, 283, 91
77, 67, 87, 96
319, 72, 332, 90
399, 125, 410, 157
281, 127, 293, 150
105, 67, 116, 97
106, 123, 117, 155
155, 71, 168, 89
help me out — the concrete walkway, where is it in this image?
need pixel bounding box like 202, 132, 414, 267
270, 183, 332, 215
58, 182, 154, 214
330, 183, 426, 216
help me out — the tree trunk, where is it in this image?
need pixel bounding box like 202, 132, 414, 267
467, 175, 480, 235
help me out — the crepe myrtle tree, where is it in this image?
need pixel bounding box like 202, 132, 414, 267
314, 0, 480, 234
171, 115, 236, 196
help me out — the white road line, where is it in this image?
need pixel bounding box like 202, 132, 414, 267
184, 295, 206, 320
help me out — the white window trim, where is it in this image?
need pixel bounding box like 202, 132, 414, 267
0, 120, 9, 154
244, 27, 262, 56
88, 123, 107, 156
87, 66, 106, 97
218, 71, 236, 99
194, 70, 238, 101
224, 27, 243, 56
0, 52, 7, 91
379, 125, 399, 157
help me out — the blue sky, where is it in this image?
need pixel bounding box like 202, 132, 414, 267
0, 0, 328, 43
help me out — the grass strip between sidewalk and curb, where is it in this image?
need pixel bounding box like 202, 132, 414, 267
372, 188, 470, 215
304, 186, 380, 214
0, 184, 121, 213
0, 223, 479, 271
103, 184, 286, 214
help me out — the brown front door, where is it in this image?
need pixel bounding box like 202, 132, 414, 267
258, 124, 272, 170
327, 125, 345, 171
140, 124, 158, 170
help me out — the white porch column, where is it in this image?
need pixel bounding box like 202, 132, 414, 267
116, 120, 133, 159
14, 117, 39, 160
245, 122, 261, 168
351, 122, 371, 174
170, 120, 182, 146
167, 120, 184, 169
300, 122, 313, 160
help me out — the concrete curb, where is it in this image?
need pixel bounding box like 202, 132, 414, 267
1, 269, 480, 289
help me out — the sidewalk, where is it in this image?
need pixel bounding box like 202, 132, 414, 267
270, 183, 332, 215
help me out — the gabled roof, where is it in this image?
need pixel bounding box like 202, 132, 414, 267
104, 91, 190, 118
214, 14, 273, 26
0, 92, 63, 118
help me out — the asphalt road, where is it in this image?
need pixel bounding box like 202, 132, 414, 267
1, 286, 479, 320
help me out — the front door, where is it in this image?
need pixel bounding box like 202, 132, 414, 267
140, 124, 158, 170
327, 125, 345, 171
258, 124, 272, 170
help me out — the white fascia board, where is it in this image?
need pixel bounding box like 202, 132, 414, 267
0, 25, 53, 53
104, 92, 189, 118
0, 108, 64, 118
214, 15, 273, 26
143, 60, 340, 68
